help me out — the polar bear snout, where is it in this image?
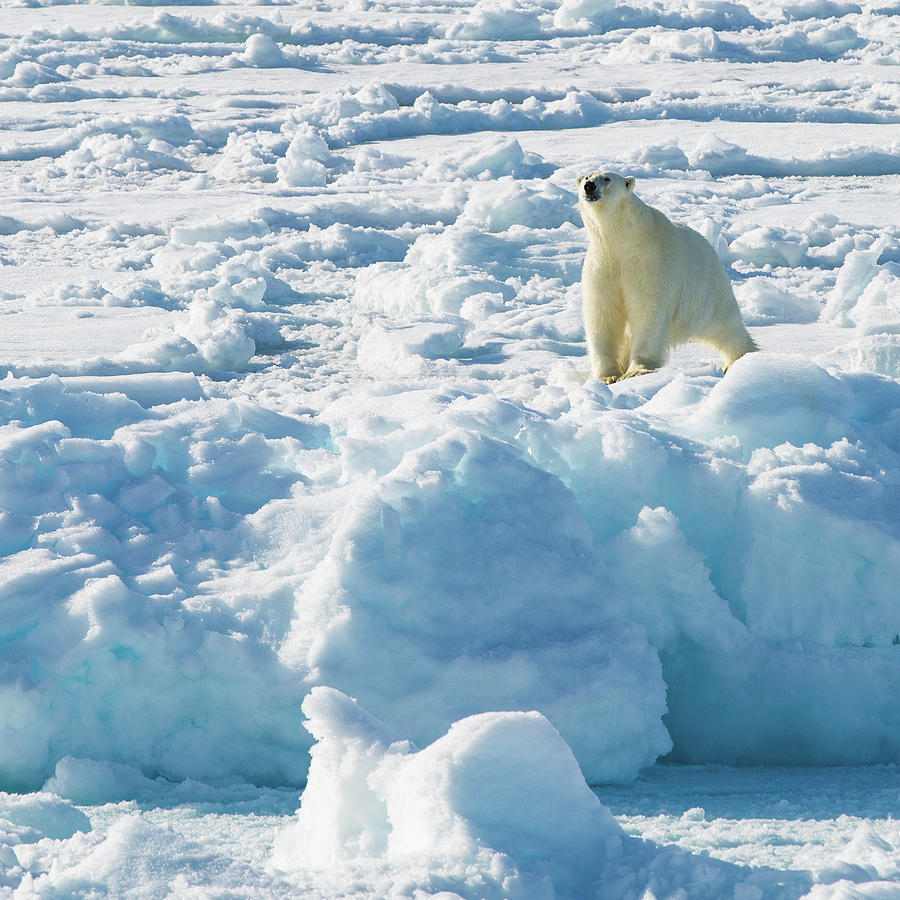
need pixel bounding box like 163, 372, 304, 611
580, 173, 615, 202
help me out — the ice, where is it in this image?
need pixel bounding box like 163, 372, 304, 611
827, 333, 900, 379
241, 33, 287, 68
0, 793, 90, 842
272, 688, 630, 894
0, 376, 331, 790
44, 758, 169, 805
271, 689, 811, 899
737, 277, 820, 324
279, 428, 670, 785
554, 0, 617, 29
730, 225, 810, 268
1, 0, 900, 894
822, 239, 900, 333
604, 506, 745, 657
277, 125, 330, 188
424, 137, 554, 183
445, 0, 545, 41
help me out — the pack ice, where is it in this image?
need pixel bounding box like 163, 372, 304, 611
1, 0, 899, 895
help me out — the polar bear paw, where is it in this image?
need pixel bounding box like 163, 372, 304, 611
619, 362, 659, 380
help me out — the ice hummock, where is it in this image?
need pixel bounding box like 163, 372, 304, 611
270, 687, 807, 899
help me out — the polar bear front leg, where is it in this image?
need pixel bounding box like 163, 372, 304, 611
618, 311, 667, 380
583, 286, 626, 383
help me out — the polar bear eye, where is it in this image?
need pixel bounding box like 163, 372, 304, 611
602, 176, 611, 183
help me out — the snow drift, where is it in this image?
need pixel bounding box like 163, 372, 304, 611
269, 687, 808, 899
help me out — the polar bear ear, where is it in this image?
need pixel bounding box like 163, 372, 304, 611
625, 176, 635, 190
576, 175, 585, 188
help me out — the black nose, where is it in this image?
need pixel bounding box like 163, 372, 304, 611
583, 180, 596, 197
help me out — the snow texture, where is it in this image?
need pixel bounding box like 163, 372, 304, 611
0, 0, 899, 895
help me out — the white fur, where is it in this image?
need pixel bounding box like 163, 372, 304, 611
577, 170, 757, 382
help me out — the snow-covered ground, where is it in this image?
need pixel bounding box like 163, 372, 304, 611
1, 0, 899, 896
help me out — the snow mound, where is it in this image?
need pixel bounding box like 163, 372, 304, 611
424, 136, 553, 182
822, 238, 900, 333
353, 175, 576, 319
460, 176, 578, 231
687, 352, 854, 452
729, 224, 809, 268
277, 125, 330, 188
0, 375, 330, 790
0, 792, 90, 843
280, 429, 670, 785
554, 0, 617, 29
43, 757, 167, 805
271, 688, 806, 899
736, 277, 820, 325
127, 297, 257, 374
241, 34, 286, 68
272, 687, 622, 896
826, 333, 900, 378
444, 0, 545, 41
58, 134, 192, 176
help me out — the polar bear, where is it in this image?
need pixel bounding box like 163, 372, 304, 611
577, 170, 757, 382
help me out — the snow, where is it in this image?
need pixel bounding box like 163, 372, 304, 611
271, 688, 627, 896
0, 0, 899, 896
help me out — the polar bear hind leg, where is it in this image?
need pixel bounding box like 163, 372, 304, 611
706, 321, 759, 372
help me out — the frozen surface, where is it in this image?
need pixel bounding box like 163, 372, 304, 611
1, 0, 899, 895
271, 688, 625, 897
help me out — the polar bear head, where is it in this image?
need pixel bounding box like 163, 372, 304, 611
576, 170, 635, 218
